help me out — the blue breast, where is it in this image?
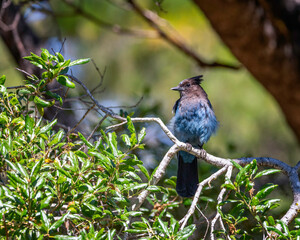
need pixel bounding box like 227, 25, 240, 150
172, 101, 218, 162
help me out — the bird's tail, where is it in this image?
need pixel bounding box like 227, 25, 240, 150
176, 152, 199, 197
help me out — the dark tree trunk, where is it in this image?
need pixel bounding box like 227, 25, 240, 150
193, 0, 300, 143
0, 0, 41, 74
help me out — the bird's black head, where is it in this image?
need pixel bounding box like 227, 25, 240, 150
171, 75, 203, 92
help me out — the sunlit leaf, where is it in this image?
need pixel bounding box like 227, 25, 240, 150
69, 58, 90, 67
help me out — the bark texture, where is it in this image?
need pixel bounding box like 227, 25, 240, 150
193, 0, 300, 143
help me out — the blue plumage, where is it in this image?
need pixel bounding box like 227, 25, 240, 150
171, 75, 218, 197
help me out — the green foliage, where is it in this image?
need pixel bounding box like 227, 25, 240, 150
22, 49, 90, 115
218, 160, 293, 239
0, 50, 190, 239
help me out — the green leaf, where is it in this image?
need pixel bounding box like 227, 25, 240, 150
278, 220, 290, 236
265, 225, 285, 236
9, 97, 19, 106
127, 116, 135, 134
158, 218, 170, 236
170, 217, 179, 234
75, 150, 88, 158
37, 105, 44, 116
41, 48, 50, 60
34, 96, 55, 107
78, 132, 93, 148
107, 132, 118, 156
54, 163, 72, 178
40, 195, 52, 209
137, 164, 150, 180
254, 169, 281, 179
19, 89, 31, 95
147, 185, 161, 192
138, 127, 146, 143
25, 115, 35, 133
56, 75, 75, 88
16, 162, 29, 179
69, 58, 90, 67
230, 160, 242, 170
121, 134, 131, 146
39, 119, 57, 134
235, 163, 252, 185
0, 85, 6, 93
7, 171, 26, 185
255, 183, 278, 199
0, 75, 6, 85
125, 229, 148, 233
126, 211, 143, 217
41, 210, 50, 230
30, 159, 44, 179
221, 183, 236, 190
54, 236, 80, 240
49, 129, 64, 146
54, 235, 79, 240
46, 91, 63, 106
49, 211, 70, 231
164, 178, 176, 188
88, 150, 110, 166
0, 112, 9, 124
24, 53, 47, 69
130, 183, 148, 191
268, 216, 275, 225
131, 221, 147, 229
176, 224, 196, 240
56, 52, 65, 62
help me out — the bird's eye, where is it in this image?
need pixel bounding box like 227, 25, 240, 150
186, 83, 190, 87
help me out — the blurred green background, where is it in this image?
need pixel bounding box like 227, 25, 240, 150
2, 0, 300, 166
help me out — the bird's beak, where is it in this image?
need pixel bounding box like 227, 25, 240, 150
171, 86, 183, 91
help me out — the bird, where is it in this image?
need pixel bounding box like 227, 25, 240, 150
171, 75, 219, 197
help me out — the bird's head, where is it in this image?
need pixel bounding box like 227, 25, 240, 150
171, 75, 203, 92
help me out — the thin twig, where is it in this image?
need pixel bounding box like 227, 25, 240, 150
196, 205, 210, 239
7, 85, 25, 89
210, 166, 233, 240
66, 74, 124, 120
86, 114, 108, 141
67, 103, 96, 136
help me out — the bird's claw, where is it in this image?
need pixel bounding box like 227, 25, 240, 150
199, 149, 207, 159
186, 143, 193, 151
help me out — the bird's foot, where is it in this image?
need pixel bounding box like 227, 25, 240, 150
199, 149, 207, 159
185, 143, 193, 152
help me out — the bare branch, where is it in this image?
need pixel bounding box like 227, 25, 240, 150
210, 166, 233, 240
196, 205, 210, 239
67, 73, 299, 230
132, 144, 179, 211
179, 166, 229, 230
122, 115, 299, 229
66, 103, 96, 136
66, 74, 124, 120
127, 0, 240, 70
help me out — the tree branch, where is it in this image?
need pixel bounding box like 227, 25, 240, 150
179, 166, 229, 230
127, 0, 240, 70
71, 73, 299, 230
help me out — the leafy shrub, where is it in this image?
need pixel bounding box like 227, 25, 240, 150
0, 49, 194, 239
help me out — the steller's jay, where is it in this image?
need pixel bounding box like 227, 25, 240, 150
171, 75, 219, 197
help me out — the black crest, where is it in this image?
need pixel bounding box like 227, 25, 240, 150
188, 75, 203, 85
